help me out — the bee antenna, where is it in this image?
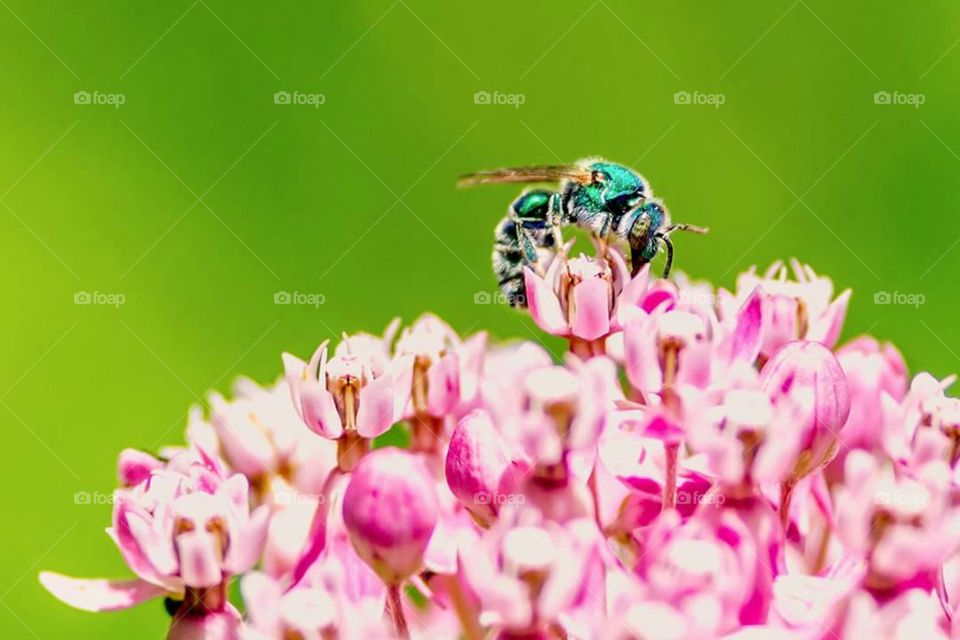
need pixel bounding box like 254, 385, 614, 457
657, 234, 674, 278
665, 223, 709, 235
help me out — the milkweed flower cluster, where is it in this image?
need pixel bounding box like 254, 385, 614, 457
40, 250, 960, 639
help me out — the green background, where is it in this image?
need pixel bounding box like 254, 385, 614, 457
2, 1, 959, 636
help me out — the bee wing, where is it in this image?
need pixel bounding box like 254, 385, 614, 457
458, 164, 592, 188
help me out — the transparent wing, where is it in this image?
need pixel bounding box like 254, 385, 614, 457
458, 164, 592, 188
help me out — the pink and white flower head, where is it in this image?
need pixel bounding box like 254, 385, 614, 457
830, 337, 908, 463
41, 449, 268, 627
524, 246, 646, 351
478, 341, 553, 428
719, 260, 851, 360
283, 335, 408, 470
620, 287, 763, 400
458, 514, 605, 637
342, 447, 438, 585
242, 563, 389, 640
197, 378, 336, 497
393, 313, 486, 416
835, 450, 960, 591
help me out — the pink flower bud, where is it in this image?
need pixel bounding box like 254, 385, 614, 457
342, 448, 438, 585
760, 341, 851, 479
446, 410, 523, 526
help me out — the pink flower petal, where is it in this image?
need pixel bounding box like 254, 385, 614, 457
571, 277, 611, 340
356, 374, 396, 438
39, 572, 166, 612
300, 385, 343, 440
730, 287, 763, 365
806, 289, 851, 349
524, 267, 568, 336
427, 353, 461, 416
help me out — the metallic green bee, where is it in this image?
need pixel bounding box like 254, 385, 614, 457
459, 159, 707, 307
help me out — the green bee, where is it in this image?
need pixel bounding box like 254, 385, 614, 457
459, 159, 707, 307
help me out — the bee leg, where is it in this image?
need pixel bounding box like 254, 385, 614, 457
657, 234, 675, 278
547, 193, 567, 251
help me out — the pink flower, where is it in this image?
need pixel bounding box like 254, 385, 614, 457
41, 448, 268, 631
523, 248, 641, 344
342, 447, 438, 585
718, 260, 850, 360
457, 516, 605, 636
283, 335, 410, 471
827, 337, 908, 473
834, 451, 960, 591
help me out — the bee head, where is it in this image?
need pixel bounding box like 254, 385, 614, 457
622, 201, 669, 276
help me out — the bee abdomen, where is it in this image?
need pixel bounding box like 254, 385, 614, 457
490, 190, 556, 308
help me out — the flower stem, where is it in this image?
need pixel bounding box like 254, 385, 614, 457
442, 573, 483, 640
779, 478, 796, 532
387, 584, 410, 639
663, 441, 679, 510
337, 431, 369, 472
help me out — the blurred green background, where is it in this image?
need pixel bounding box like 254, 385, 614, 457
3, 0, 960, 635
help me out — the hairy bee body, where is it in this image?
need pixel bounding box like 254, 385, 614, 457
492, 189, 557, 307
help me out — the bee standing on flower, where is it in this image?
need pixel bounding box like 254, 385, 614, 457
459, 158, 707, 307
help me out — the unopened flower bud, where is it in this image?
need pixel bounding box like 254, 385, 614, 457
342, 448, 438, 585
